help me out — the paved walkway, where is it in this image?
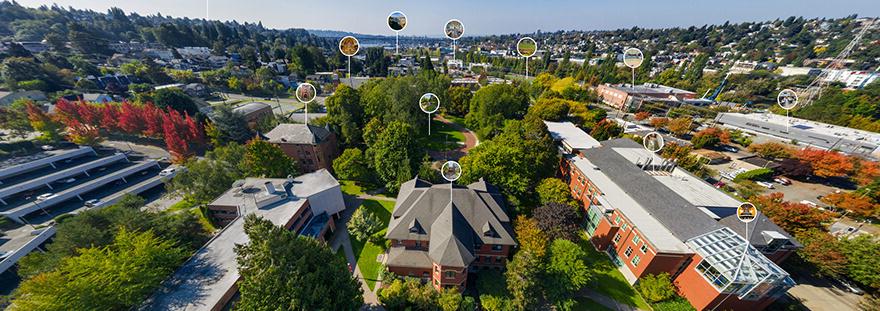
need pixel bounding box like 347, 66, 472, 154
330, 193, 397, 310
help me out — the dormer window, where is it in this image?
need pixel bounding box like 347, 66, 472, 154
482, 222, 495, 237
409, 219, 423, 234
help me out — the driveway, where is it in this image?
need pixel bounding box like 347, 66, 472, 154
787, 273, 863, 311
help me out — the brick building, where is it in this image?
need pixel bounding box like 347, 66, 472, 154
548, 124, 799, 311
145, 169, 346, 310
384, 178, 517, 290
595, 83, 697, 111
264, 124, 338, 172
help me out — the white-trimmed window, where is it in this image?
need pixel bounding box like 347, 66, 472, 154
613, 233, 621, 244
632, 234, 641, 244
624, 246, 633, 258
621, 223, 628, 231
631, 255, 641, 267
640, 244, 649, 253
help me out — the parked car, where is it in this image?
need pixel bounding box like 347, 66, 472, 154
721, 145, 739, 153
84, 199, 102, 208
835, 279, 865, 295
56, 178, 76, 184
40, 145, 54, 151
159, 167, 177, 176
756, 181, 775, 189
774, 177, 791, 185
35, 193, 56, 202
800, 200, 818, 207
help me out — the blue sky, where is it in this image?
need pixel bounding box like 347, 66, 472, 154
15, 0, 880, 36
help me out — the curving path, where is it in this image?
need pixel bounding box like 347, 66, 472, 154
429, 115, 479, 160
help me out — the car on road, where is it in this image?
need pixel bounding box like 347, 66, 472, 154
56, 178, 76, 184
84, 199, 102, 208
159, 167, 177, 176
721, 145, 739, 153
835, 279, 865, 295
35, 193, 56, 202
756, 181, 775, 189
800, 200, 818, 207
774, 177, 791, 185
40, 145, 54, 151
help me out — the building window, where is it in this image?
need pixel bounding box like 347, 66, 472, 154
495, 257, 503, 263
632, 235, 640, 244
640, 244, 648, 253
492, 245, 503, 251
445, 271, 455, 279
631, 255, 641, 267
614, 215, 621, 224
624, 246, 633, 258
613, 233, 621, 244
415, 240, 422, 248
434, 265, 439, 273
621, 223, 628, 231
696, 259, 730, 289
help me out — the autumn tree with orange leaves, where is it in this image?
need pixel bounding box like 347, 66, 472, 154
821, 192, 879, 219
648, 117, 668, 129
753, 192, 833, 233
795, 148, 854, 178
634, 111, 651, 121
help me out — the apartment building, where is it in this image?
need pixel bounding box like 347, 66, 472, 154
264, 124, 339, 173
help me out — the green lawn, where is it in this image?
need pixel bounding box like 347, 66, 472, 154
351, 199, 396, 290
340, 180, 391, 198
419, 119, 465, 151
165, 198, 196, 213
578, 233, 652, 310
574, 296, 613, 311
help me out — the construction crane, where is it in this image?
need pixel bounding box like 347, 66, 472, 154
702, 72, 732, 102
801, 18, 876, 106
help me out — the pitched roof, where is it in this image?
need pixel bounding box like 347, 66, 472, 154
264, 123, 332, 145
386, 178, 516, 267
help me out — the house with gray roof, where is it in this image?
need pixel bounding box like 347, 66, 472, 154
384, 177, 516, 290
264, 123, 338, 172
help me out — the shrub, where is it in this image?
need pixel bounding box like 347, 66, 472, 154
636, 273, 676, 303
652, 296, 696, 311
347, 207, 383, 241
734, 168, 773, 181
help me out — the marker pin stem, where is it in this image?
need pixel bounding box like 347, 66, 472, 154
428, 114, 431, 135
525, 57, 529, 78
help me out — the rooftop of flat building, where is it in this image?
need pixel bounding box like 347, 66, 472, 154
544, 121, 601, 151
715, 112, 880, 151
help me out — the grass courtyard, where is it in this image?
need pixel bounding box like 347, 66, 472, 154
418, 118, 466, 151
578, 233, 651, 310
349, 198, 395, 291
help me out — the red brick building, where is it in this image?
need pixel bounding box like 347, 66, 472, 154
264, 124, 338, 173
384, 178, 516, 290
595, 83, 697, 111
549, 129, 799, 310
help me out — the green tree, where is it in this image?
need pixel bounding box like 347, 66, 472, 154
636, 273, 676, 303
235, 215, 363, 310
437, 288, 464, 311
465, 83, 530, 139
589, 119, 622, 141
536, 178, 574, 206
168, 143, 247, 203
839, 235, 880, 290
333, 148, 372, 182
242, 139, 298, 178
10, 228, 187, 311
506, 251, 542, 310
347, 207, 383, 241
367, 121, 420, 192
325, 84, 365, 145
25, 102, 63, 142
152, 87, 199, 116
446, 86, 473, 116
544, 239, 591, 310
209, 105, 253, 144
0, 99, 34, 137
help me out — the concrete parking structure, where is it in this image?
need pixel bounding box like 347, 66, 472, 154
0, 147, 95, 181
0, 153, 128, 204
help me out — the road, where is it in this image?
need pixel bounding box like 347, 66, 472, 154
787, 273, 863, 311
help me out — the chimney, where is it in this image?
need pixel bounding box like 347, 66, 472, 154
264, 181, 276, 194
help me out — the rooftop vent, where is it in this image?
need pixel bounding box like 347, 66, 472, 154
264, 181, 276, 194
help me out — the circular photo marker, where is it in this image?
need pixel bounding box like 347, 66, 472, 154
419, 93, 440, 114
444, 19, 464, 40
777, 89, 799, 111
441, 161, 462, 182
643, 131, 665, 153
339, 36, 360, 57
388, 11, 407, 32
517, 37, 537, 58
736, 202, 758, 223
623, 47, 644, 69
295, 83, 317, 104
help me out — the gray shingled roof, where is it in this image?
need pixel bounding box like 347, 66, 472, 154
264, 123, 332, 145
232, 102, 271, 115
579, 138, 722, 241
386, 178, 516, 267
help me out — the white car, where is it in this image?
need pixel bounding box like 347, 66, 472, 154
84, 199, 102, 208
35, 193, 56, 202
40, 145, 54, 151
57, 178, 76, 184
159, 167, 177, 176
756, 181, 774, 189
800, 200, 818, 207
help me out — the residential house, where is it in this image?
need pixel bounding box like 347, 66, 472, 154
232, 102, 273, 129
